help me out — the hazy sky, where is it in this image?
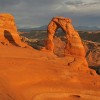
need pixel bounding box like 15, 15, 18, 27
0, 0, 100, 28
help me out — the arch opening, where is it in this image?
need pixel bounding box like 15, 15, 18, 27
53, 27, 67, 57
46, 17, 68, 56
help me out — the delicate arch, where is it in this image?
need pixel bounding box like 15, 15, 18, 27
46, 17, 86, 57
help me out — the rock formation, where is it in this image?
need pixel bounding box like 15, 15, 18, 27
45, 17, 89, 71
0, 13, 28, 47
84, 40, 100, 66
46, 17, 86, 57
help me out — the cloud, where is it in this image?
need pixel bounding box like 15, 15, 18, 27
0, 0, 21, 7
23, 0, 59, 6
0, 0, 100, 27
65, 1, 83, 6
65, 0, 100, 7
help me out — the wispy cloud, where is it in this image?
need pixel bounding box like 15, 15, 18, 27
0, 0, 100, 27
0, 0, 21, 7
65, 1, 83, 6
65, 0, 100, 7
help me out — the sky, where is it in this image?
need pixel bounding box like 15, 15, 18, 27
0, 0, 100, 28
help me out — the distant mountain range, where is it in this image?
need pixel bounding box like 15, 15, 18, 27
18, 25, 100, 32
18, 25, 47, 32
75, 26, 100, 31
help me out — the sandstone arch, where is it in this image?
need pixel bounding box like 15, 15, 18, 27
46, 17, 86, 57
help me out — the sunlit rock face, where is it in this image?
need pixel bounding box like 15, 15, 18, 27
0, 13, 28, 47
46, 17, 88, 71
46, 16, 86, 57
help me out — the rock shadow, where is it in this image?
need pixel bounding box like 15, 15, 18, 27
4, 30, 20, 46
89, 66, 100, 75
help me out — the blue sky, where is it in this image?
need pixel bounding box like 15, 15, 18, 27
0, 0, 100, 28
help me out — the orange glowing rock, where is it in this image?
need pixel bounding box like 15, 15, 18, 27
0, 13, 28, 47
46, 17, 86, 57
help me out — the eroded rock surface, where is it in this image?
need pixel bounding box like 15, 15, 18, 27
46, 17, 88, 71
46, 17, 86, 57
0, 13, 28, 47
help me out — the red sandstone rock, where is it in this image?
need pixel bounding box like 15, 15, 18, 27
0, 13, 28, 47
45, 17, 89, 71
46, 17, 86, 57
